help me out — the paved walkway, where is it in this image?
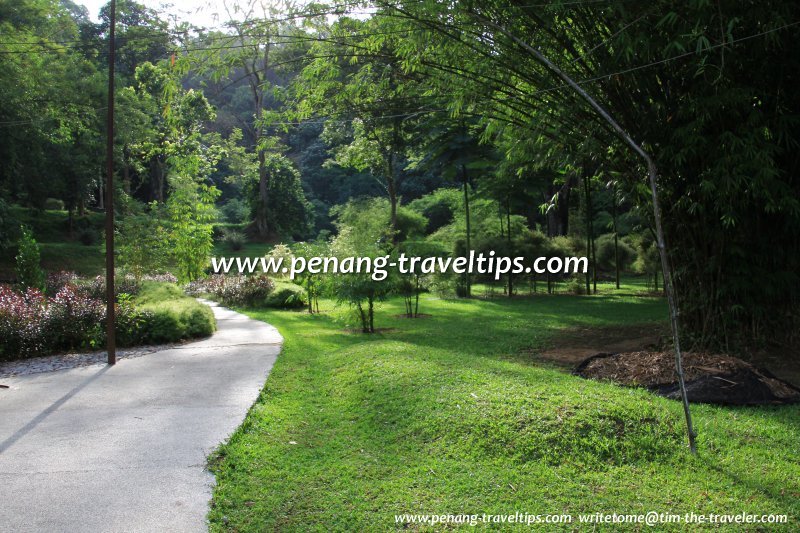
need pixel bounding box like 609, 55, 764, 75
0, 300, 282, 533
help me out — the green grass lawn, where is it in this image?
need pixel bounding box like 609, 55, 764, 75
208, 294, 799, 531
211, 241, 275, 261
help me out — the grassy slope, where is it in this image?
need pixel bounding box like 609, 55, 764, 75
1, 207, 273, 278
1, 207, 105, 276
209, 295, 799, 531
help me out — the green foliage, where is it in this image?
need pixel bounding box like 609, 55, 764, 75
0, 199, 18, 251
117, 204, 169, 280
43, 198, 65, 210
594, 233, 636, 273
407, 188, 461, 234
186, 275, 276, 307
246, 153, 313, 239
133, 282, 216, 343
263, 243, 294, 278
265, 281, 307, 309
15, 227, 45, 292
77, 228, 97, 246
220, 198, 250, 224
291, 240, 330, 313
0, 279, 211, 360
166, 179, 221, 283
328, 202, 396, 332
220, 228, 246, 252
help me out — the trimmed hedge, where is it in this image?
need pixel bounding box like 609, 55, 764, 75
133, 282, 216, 343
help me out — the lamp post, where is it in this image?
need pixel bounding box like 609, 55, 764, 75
105, 0, 116, 365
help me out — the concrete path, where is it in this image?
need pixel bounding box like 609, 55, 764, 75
0, 300, 282, 533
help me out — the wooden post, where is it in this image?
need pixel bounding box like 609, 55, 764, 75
105, 0, 116, 365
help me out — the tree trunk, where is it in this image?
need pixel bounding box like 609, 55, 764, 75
358, 302, 368, 333
613, 182, 620, 289
386, 153, 398, 244
506, 195, 513, 298
414, 277, 420, 317
368, 295, 375, 333
583, 173, 592, 295
462, 164, 472, 297
122, 145, 131, 195
255, 149, 269, 237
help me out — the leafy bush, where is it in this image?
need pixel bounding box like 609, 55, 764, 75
0, 285, 47, 359
46, 271, 79, 295
130, 282, 216, 344
77, 228, 96, 246
185, 274, 275, 307
265, 281, 307, 309
86, 275, 141, 300
143, 273, 178, 283
0, 198, 19, 251
566, 276, 587, 295
221, 228, 246, 251
220, 198, 250, 224
47, 284, 105, 350
263, 244, 294, 277
117, 207, 169, 281
115, 294, 155, 346
594, 233, 636, 272
137, 302, 215, 343
15, 227, 45, 292
44, 198, 65, 211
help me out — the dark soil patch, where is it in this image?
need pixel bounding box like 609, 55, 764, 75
575, 351, 800, 406
528, 323, 668, 367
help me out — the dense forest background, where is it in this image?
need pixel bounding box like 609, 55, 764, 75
1, 0, 798, 352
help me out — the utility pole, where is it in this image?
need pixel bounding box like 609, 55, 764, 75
105, 0, 116, 365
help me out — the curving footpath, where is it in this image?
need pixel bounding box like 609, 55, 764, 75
0, 300, 281, 533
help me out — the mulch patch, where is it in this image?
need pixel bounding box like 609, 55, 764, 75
575, 351, 800, 405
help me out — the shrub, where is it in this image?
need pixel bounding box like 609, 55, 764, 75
15, 227, 45, 292
77, 228, 96, 246
115, 294, 155, 346
46, 271, 79, 295
0, 279, 215, 361
566, 276, 587, 295
0, 198, 19, 251
132, 282, 216, 344
86, 275, 141, 300
265, 281, 307, 309
0, 285, 47, 359
47, 284, 105, 350
221, 228, 246, 251
44, 198, 65, 211
264, 244, 294, 277
219, 275, 275, 306
137, 302, 215, 344
143, 273, 178, 283
220, 198, 250, 224
185, 274, 275, 307
594, 233, 636, 272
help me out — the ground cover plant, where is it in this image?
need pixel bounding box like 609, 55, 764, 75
208, 294, 799, 531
